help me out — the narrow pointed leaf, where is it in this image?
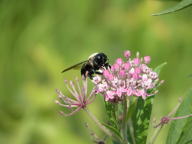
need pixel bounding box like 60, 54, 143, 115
154, 62, 167, 75
166, 89, 192, 144
176, 119, 192, 144
102, 123, 122, 140
152, 0, 192, 16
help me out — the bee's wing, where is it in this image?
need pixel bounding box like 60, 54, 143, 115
61, 60, 88, 73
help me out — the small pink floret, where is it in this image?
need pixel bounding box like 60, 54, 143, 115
105, 91, 115, 101
103, 70, 114, 80
124, 50, 131, 59
123, 62, 130, 70
144, 56, 151, 64
119, 70, 126, 77
111, 63, 120, 71
116, 58, 123, 65
135, 67, 141, 74
103, 70, 110, 77
132, 73, 139, 79
133, 58, 140, 65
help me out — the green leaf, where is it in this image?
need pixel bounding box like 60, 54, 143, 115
104, 101, 118, 129
132, 96, 154, 144
177, 118, 192, 144
112, 141, 122, 144
166, 89, 192, 144
159, 0, 182, 1
102, 123, 122, 140
103, 101, 122, 143
152, 0, 192, 16
127, 99, 137, 120
154, 62, 167, 75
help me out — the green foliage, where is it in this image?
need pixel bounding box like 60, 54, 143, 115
129, 62, 166, 144
132, 96, 154, 144
152, 0, 192, 16
104, 102, 120, 136
104, 101, 119, 129
154, 62, 167, 75
104, 102, 122, 143
177, 119, 192, 144
102, 123, 122, 141
166, 89, 192, 144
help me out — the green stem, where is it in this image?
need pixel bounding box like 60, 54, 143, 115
128, 119, 136, 144
122, 96, 128, 144
84, 108, 113, 137
148, 98, 182, 144
148, 125, 163, 144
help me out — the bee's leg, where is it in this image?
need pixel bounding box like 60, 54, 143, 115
89, 75, 93, 80
104, 63, 111, 69
81, 67, 90, 79
81, 69, 86, 79
89, 73, 94, 80
81, 71, 92, 79
88, 70, 95, 80
81, 73, 86, 80
95, 71, 102, 75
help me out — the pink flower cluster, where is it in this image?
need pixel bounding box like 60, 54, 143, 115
92, 50, 162, 102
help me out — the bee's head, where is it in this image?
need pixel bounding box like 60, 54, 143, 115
92, 53, 108, 69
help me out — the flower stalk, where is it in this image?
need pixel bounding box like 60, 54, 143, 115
149, 98, 183, 144
128, 119, 136, 144
84, 108, 113, 137
122, 96, 128, 144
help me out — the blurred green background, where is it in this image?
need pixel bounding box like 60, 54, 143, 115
0, 0, 192, 144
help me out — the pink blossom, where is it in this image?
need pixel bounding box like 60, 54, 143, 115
119, 70, 126, 78
133, 58, 140, 65
144, 56, 151, 64
135, 67, 141, 74
111, 63, 119, 72
123, 62, 130, 70
124, 50, 131, 59
103, 70, 113, 80
116, 58, 123, 65
92, 50, 163, 102
132, 73, 139, 79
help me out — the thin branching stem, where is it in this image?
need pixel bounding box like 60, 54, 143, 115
148, 98, 182, 144
84, 108, 113, 137
170, 114, 192, 120
149, 125, 163, 144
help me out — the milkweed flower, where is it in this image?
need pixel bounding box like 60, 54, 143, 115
92, 50, 163, 102
55, 77, 96, 116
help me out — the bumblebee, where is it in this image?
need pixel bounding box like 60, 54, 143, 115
61, 53, 110, 79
